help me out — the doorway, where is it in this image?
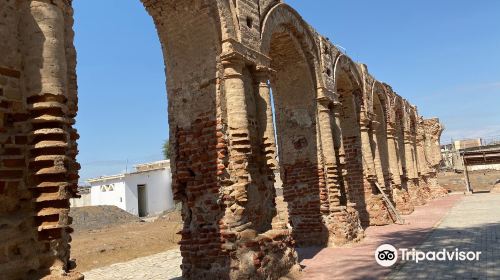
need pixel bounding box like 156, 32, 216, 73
137, 184, 148, 217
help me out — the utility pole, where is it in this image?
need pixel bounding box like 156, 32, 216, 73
461, 151, 472, 194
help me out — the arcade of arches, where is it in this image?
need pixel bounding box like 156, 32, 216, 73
0, 0, 446, 279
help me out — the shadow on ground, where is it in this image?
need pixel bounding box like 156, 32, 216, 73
298, 222, 500, 280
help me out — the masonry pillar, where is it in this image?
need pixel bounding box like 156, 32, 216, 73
403, 133, 418, 180
404, 131, 425, 205
317, 89, 363, 246
416, 133, 428, 176
216, 55, 298, 279
19, 1, 81, 278
387, 125, 414, 214
360, 113, 392, 225
359, 114, 376, 180
370, 120, 387, 191
254, 67, 278, 170
317, 93, 341, 209
425, 121, 448, 198
386, 125, 402, 186
397, 134, 406, 179
223, 57, 251, 156
332, 99, 351, 203
416, 131, 432, 200
254, 67, 291, 229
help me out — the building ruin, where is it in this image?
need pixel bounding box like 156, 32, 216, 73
0, 0, 445, 279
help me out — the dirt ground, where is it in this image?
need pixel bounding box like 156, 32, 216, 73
437, 169, 500, 193
71, 209, 182, 272
71, 205, 141, 232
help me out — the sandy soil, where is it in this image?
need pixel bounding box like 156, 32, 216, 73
71, 211, 182, 272
437, 169, 500, 193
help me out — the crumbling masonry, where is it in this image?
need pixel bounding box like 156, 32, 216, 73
0, 0, 445, 279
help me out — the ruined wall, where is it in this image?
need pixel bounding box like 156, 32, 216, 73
421, 118, 448, 198
0, 0, 443, 279
0, 0, 81, 279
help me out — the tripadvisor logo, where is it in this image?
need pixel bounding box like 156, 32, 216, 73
375, 244, 482, 267
375, 244, 398, 267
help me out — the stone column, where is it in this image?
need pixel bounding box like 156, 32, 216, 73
371, 120, 387, 190
332, 100, 352, 203
20, 1, 80, 278
361, 114, 392, 225
397, 134, 405, 178
218, 55, 299, 280
387, 124, 414, 214
359, 114, 376, 180
223, 57, 249, 146
404, 130, 425, 205
423, 119, 448, 198
404, 132, 417, 180
411, 136, 420, 179
332, 101, 346, 164
317, 91, 341, 209
254, 67, 278, 169
221, 55, 252, 230
416, 133, 428, 176
386, 125, 402, 186
318, 91, 363, 246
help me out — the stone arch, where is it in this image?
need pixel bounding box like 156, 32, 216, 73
332, 55, 377, 226
260, 3, 322, 87
331, 54, 363, 153
370, 81, 391, 190
257, 3, 328, 246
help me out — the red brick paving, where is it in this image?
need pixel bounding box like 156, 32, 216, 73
299, 194, 464, 280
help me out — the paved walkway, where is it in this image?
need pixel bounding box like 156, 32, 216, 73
388, 193, 500, 280
83, 193, 500, 280
83, 249, 182, 280
300, 194, 464, 280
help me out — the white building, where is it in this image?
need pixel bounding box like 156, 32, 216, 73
87, 160, 174, 217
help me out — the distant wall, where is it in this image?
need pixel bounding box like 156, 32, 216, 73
468, 164, 500, 171
70, 193, 91, 207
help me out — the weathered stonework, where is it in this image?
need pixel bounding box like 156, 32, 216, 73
0, 0, 444, 279
421, 118, 448, 199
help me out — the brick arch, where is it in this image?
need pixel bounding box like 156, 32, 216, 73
370, 81, 388, 119
333, 55, 365, 124
260, 3, 321, 87
332, 55, 377, 225
266, 24, 328, 246
333, 55, 364, 138
383, 86, 399, 126
371, 81, 392, 189
333, 55, 363, 94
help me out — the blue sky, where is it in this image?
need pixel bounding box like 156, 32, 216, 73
74, 0, 500, 182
